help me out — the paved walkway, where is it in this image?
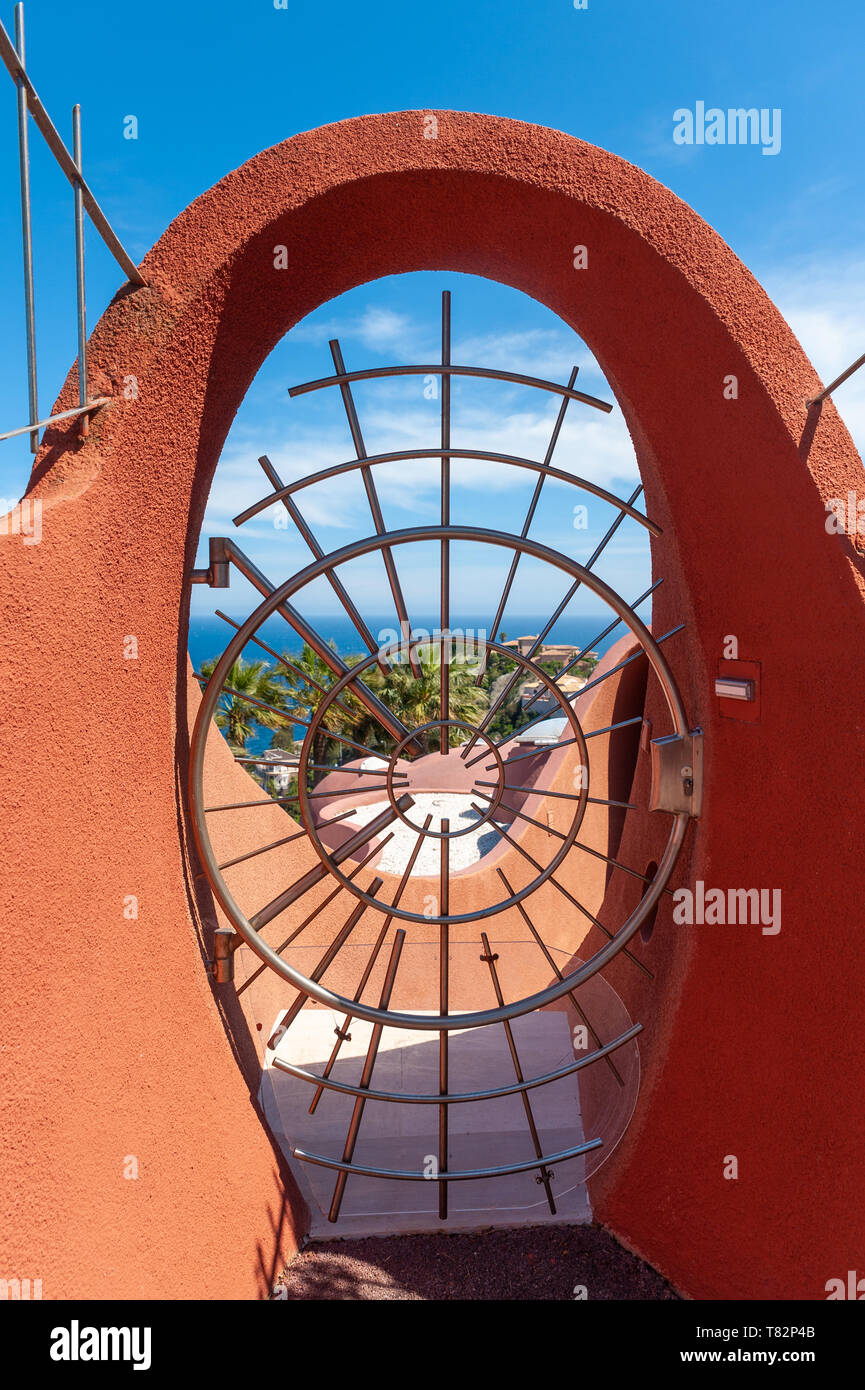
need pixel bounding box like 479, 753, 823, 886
276, 1224, 680, 1300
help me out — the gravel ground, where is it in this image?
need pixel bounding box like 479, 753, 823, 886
351, 794, 504, 875
275, 1225, 680, 1301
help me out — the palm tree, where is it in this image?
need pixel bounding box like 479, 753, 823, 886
278, 643, 368, 782
199, 655, 290, 754
361, 645, 489, 755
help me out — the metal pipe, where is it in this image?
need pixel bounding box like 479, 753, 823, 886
439, 821, 449, 1218
234, 449, 659, 535
0, 15, 145, 285
13, 4, 37, 452
0, 396, 111, 444
440, 291, 451, 753
272, 1022, 643, 1105
72, 104, 87, 429
290, 362, 612, 413
294, 1137, 604, 1183
806, 351, 865, 408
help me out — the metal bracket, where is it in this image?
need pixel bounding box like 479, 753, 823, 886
190, 536, 231, 587
205, 927, 236, 984
649, 728, 703, 818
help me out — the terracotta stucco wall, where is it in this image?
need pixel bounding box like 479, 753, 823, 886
2, 111, 864, 1299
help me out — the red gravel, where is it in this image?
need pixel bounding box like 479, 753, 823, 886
275, 1224, 680, 1300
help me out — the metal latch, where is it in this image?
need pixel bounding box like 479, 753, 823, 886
649, 728, 703, 818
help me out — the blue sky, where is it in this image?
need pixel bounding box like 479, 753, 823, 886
1, 0, 863, 627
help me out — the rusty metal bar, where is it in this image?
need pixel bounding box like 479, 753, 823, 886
480, 931, 556, 1212
806, 352, 865, 409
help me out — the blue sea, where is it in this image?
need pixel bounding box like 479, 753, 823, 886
187, 613, 624, 755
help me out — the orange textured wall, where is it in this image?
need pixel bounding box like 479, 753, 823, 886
2, 111, 864, 1300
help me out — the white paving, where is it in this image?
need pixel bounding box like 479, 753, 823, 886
345, 794, 505, 875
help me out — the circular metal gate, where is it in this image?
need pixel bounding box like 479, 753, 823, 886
188, 292, 699, 1223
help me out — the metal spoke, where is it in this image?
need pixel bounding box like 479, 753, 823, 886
439, 821, 450, 1219
257, 454, 386, 672
462, 484, 645, 759
480, 931, 557, 1212
482, 716, 645, 772
329, 339, 421, 677
218, 539, 419, 751
214, 611, 369, 723
250, 795, 413, 932
521, 579, 662, 717
496, 869, 625, 1087
265, 877, 383, 1049
464, 622, 684, 770
236, 836, 388, 997
479, 366, 579, 683
308, 815, 433, 1113
327, 927, 407, 1223
440, 291, 451, 754
217, 807, 355, 871
472, 807, 654, 979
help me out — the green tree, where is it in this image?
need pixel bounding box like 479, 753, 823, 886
278, 643, 368, 782
199, 655, 290, 754
360, 645, 489, 755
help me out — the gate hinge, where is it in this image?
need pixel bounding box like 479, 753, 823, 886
190, 536, 231, 587
649, 728, 703, 818
205, 926, 236, 983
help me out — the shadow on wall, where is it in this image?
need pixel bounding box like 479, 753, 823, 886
604, 646, 648, 885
